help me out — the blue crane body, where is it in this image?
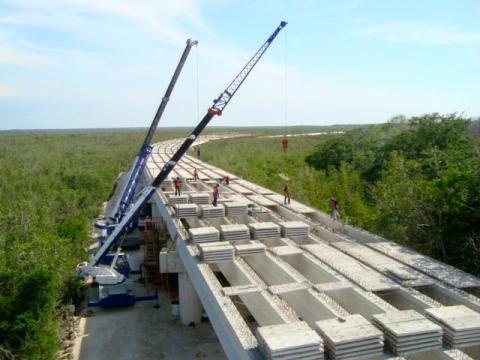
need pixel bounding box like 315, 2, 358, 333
108, 39, 198, 225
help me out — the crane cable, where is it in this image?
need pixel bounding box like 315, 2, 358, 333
284, 24, 288, 131
195, 44, 201, 123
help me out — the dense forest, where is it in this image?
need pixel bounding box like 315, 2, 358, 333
203, 114, 480, 276
1, 118, 478, 358
0, 129, 187, 359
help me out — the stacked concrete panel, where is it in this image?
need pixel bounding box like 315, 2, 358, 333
234, 242, 266, 256
167, 194, 189, 206
426, 305, 480, 347
198, 242, 234, 263
200, 204, 225, 218
174, 203, 198, 218
248, 206, 270, 216
189, 227, 220, 244
249, 222, 280, 240
256, 321, 324, 360
316, 315, 383, 360
188, 192, 210, 205
158, 178, 172, 188
373, 310, 442, 355
220, 224, 250, 242
223, 202, 248, 217
280, 221, 309, 237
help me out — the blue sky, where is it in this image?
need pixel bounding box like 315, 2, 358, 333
0, 0, 479, 130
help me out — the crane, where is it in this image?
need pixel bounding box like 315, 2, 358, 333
101, 38, 198, 231
78, 21, 288, 307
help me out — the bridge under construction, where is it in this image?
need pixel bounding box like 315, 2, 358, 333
76, 21, 480, 360
110, 134, 480, 360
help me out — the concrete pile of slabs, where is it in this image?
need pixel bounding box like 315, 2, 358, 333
223, 202, 248, 217
188, 192, 210, 205
234, 242, 266, 256
248, 207, 270, 216
160, 178, 172, 188
200, 204, 225, 219
425, 305, 480, 347
167, 194, 189, 206
198, 242, 234, 263
174, 203, 198, 218
280, 221, 309, 238
373, 310, 442, 355
256, 321, 324, 360
316, 315, 383, 360
189, 227, 220, 244
220, 224, 250, 242
249, 222, 280, 240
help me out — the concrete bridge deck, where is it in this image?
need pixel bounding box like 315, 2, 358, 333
141, 135, 480, 360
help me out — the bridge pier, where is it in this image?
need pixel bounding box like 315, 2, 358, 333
179, 272, 203, 326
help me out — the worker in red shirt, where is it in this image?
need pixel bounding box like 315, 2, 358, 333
193, 168, 199, 181
174, 176, 181, 196
283, 183, 290, 204
212, 183, 220, 207
282, 136, 289, 152
330, 196, 340, 220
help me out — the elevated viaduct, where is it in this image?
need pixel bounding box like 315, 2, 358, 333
131, 135, 480, 360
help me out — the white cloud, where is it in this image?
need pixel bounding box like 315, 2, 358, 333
0, 84, 20, 96
358, 21, 480, 45
0, 0, 210, 44
0, 45, 54, 65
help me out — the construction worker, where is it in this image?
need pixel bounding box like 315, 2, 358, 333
283, 183, 290, 204
174, 176, 181, 196
212, 183, 220, 207
282, 136, 289, 152
193, 168, 199, 181
330, 196, 340, 220
196, 146, 202, 160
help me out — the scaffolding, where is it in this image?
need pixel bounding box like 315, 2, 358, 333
142, 218, 167, 285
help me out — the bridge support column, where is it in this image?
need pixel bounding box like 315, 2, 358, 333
179, 272, 203, 326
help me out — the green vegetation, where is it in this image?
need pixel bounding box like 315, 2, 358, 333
0, 129, 188, 359
0, 125, 335, 358
203, 114, 480, 276
1, 119, 477, 358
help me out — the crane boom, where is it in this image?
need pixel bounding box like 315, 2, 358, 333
110, 39, 198, 222
84, 21, 287, 269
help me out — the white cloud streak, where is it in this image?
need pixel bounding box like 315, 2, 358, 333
0, 45, 54, 65
0, 84, 20, 96
358, 21, 480, 45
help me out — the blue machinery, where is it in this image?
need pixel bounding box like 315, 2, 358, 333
109, 39, 198, 224
78, 21, 287, 307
